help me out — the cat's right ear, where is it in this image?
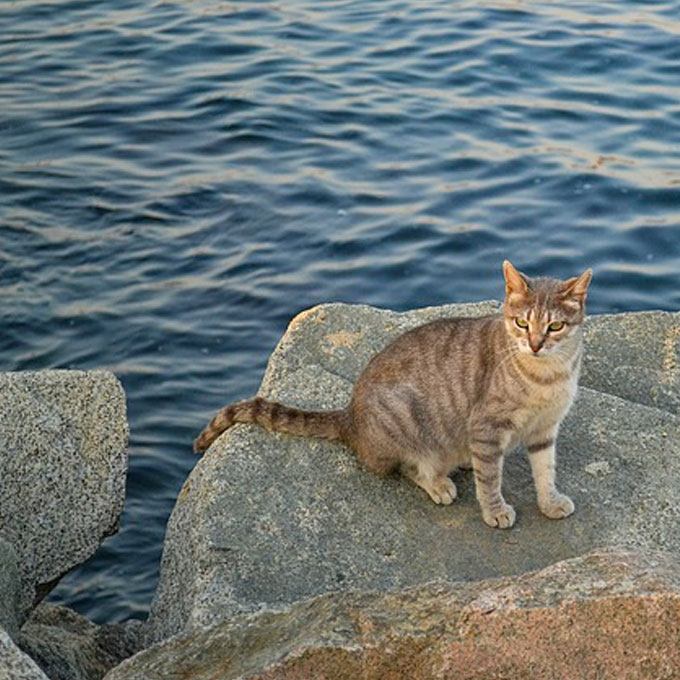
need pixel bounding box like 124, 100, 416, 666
503, 260, 530, 296
560, 268, 593, 306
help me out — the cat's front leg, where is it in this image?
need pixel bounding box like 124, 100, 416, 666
470, 442, 515, 529
527, 430, 574, 519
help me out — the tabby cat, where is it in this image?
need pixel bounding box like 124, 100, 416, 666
195, 261, 592, 529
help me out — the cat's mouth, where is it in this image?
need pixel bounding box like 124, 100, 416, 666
519, 342, 555, 357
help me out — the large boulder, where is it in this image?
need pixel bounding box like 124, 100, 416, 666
0, 370, 128, 622
148, 303, 680, 642
107, 549, 680, 680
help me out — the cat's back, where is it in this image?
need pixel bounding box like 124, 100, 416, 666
353, 313, 504, 393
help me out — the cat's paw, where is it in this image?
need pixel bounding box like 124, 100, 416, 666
424, 477, 457, 505
482, 503, 516, 529
539, 492, 575, 519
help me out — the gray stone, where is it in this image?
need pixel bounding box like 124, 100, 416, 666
107, 549, 680, 680
583, 310, 680, 414
0, 627, 49, 680
147, 303, 680, 642
0, 370, 128, 622
0, 538, 20, 642
19, 604, 145, 680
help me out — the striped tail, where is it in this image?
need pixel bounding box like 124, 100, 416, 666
193, 397, 350, 453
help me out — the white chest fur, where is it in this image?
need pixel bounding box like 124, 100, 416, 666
515, 350, 581, 438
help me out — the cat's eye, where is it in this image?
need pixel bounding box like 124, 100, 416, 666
515, 317, 529, 329
548, 321, 565, 332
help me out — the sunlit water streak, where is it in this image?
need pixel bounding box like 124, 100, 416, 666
1, 0, 679, 622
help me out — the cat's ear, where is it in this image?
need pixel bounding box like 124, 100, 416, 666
560, 269, 592, 305
503, 260, 530, 296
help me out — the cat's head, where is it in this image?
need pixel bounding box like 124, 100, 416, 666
502, 260, 592, 358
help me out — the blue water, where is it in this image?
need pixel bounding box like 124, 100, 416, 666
2, 0, 680, 623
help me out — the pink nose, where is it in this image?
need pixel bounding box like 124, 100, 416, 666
530, 338, 544, 353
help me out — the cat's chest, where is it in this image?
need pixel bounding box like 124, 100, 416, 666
522, 374, 578, 430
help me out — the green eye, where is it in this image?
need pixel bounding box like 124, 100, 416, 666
515, 317, 529, 329
548, 321, 565, 332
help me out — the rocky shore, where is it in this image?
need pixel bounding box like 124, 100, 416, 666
2, 303, 680, 679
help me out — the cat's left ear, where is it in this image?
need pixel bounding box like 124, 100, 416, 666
561, 268, 592, 305
503, 260, 531, 296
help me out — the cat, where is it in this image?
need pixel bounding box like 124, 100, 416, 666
194, 261, 592, 529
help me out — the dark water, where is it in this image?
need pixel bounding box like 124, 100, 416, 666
2, 0, 680, 623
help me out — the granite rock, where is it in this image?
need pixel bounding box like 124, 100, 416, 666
19, 604, 145, 680
107, 549, 680, 680
0, 627, 49, 680
0, 538, 20, 642
583, 310, 680, 414
148, 303, 680, 642
0, 370, 129, 622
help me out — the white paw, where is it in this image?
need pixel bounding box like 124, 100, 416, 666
482, 502, 516, 529
539, 492, 575, 519
425, 477, 457, 505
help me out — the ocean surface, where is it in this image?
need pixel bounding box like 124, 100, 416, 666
2, 0, 679, 623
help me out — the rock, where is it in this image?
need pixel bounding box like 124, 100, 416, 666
18, 604, 145, 680
0, 370, 128, 622
0, 627, 49, 680
583, 310, 680, 414
106, 549, 680, 680
0, 538, 21, 641
147, 303, 680, 642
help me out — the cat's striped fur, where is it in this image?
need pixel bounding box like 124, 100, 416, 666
195, 261, 592, 528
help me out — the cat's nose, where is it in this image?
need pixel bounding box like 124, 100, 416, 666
529, 337, 544, 353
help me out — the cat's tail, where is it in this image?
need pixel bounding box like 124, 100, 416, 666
193, 397, 351, 453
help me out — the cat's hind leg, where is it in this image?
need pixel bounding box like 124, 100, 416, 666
354, 433, 455, 505
402, 458, 457, 505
